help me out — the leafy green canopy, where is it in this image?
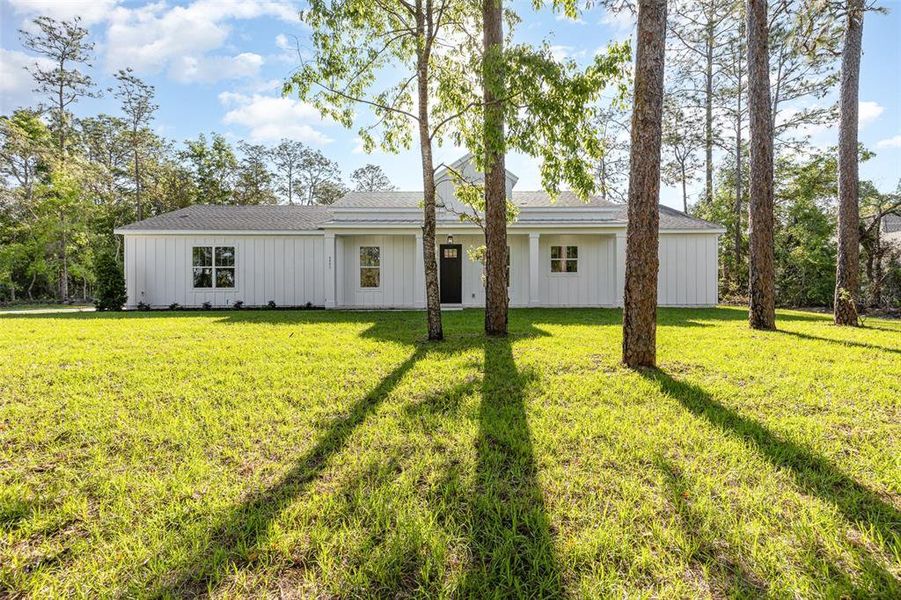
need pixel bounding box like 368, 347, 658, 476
286, 0, 630, 200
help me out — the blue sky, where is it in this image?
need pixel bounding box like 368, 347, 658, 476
1, 0, 899, 209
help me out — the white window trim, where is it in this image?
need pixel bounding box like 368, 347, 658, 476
358, 245, 382, 290
549, 245, 579, 276
191, 245, 238, 291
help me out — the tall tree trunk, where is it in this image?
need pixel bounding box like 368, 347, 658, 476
57, 75, 66, 156
623, 0, 667, 368
734, 115, 742, 287
705, 19, 714, 205
483, 0, 507, 336
681, 163, 688, 213
834, 0, 864, 326
134, 143, 143, 221
746, 0, 776, 330
60, 213, 69, 302
416, 9, 443, 341
599, 157, 608, 203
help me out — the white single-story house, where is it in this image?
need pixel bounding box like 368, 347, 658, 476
115, 155, 725, 310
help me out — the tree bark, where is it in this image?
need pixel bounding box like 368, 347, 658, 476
483, 0, 508, 336
60, 212, 69, 302
746, 0, 776, 330
734, 106, 742, 288
417, 5, 443, 341
134, 142, 143, 221
623, 0, 667, 368
705, 18, 714, 206
834, 0, 864, 326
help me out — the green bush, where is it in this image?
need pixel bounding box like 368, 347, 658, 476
93, 250, 126, 311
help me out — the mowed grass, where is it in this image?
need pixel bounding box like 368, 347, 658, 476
0, 307, 899, 598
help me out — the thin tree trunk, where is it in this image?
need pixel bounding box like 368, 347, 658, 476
483, 0, 507, 336
734, 117, 742, 286
599, 157, 608, 203
746, 0, 776, 330
681, 163, 688, 213
60, 216, 69, 302
623, 0, 667, 368
57, 73, 65, 156
705, 19, 714, 205
134, 142, 143, 221
834, 0, 864, 326
417, 3, 443, 341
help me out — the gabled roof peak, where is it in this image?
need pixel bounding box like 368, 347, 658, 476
434, 153, 520, 186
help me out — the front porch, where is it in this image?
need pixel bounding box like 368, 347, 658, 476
322, 228, 627, 310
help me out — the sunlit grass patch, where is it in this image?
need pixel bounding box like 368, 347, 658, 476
1, 307, 898, 597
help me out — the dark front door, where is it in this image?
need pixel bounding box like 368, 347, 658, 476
439, 244, 462, 304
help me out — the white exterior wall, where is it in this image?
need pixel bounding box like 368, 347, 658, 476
657, 233, 719, 306
537, 234, 618, 306
457, 234, 530, 307
123, 234, 325, 308
339, 234, 418, 308
123, 230, 720, 310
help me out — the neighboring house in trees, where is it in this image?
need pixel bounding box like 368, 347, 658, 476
882, 214, 901, 246
115, 155, 724, 309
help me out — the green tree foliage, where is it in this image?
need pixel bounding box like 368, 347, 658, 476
93, 248, 126, 310
179, 133, 239, 205
19, 16, 98, 155
351, 164, 395, 192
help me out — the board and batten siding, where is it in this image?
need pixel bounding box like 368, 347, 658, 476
339, 234, 417, 307
457, 234, 530, 308
123, 230, 719, 310
537, 234, 617, 307
123, 234, 325, 308
657, 233, 719, 306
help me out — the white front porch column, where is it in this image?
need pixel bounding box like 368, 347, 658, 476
528, 232, 540, 306
414, 232, 425, 308
615, 232, 626, 308
324, 232, 336, 308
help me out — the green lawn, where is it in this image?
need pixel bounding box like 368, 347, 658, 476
1, 307, 898, 598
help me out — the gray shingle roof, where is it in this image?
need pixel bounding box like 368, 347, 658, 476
334, 191, 423, 208
512, 190, 614, 207
332, 190, 616, 209
117, 197, 723, 232
883, 213, 901, 233
116, 205, 333, 232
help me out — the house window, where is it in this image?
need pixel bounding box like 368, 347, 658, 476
551, 245, 578, 273
193, 246, 235, 288
360, 246, 380, 288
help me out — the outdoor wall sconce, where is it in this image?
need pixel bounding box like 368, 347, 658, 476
447, 235, 454, 244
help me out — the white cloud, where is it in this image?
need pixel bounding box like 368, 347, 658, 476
858, 100, 883, 126
555, 13, 586, 25
876, 134, 901, 149
7, 0, 120, 26
601, 8, 635, 32
275, 33, 291, 49
104, 0, 299, 81
219, 92, 331, 144
169, 52, 264, 83
549, 45, 572, 62
0, 49, 53, 113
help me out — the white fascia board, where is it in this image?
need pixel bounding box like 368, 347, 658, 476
114, 229, 326, 236
659, 228, 727, 234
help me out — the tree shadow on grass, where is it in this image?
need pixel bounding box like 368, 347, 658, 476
642, 369, 901, 595
776, 329, 901, 356
141, 319, 562, 597
654, 457, 769, 597
143, 337, 427, 597
456, 336, 563, 597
